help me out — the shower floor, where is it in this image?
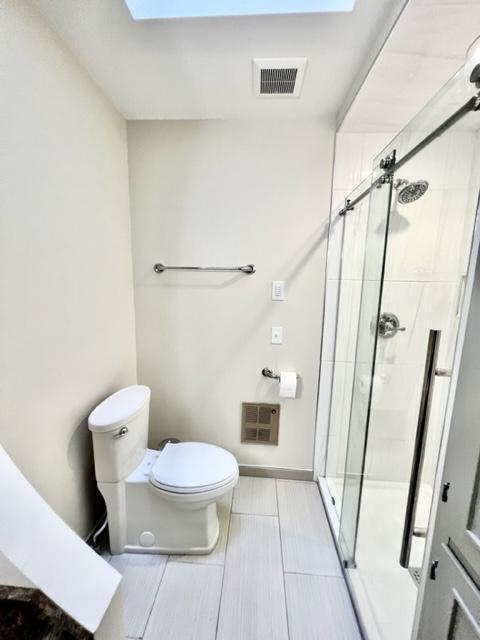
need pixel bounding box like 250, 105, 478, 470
324, 477, 432, 640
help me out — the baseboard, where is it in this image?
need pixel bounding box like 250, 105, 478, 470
239, 464, 313, 481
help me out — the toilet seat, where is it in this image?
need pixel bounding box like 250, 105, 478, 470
149, 442, 238, 494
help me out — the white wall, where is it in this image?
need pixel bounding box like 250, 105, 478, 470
128, 119, 334, 472
0, 1, 137, 537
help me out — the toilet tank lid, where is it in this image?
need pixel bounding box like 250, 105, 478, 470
88, 386, 150, 432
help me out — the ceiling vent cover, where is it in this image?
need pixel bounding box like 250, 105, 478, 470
241, 402, 280, 445
254, 58, 307, 98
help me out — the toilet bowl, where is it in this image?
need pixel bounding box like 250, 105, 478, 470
88, 385, 239, 555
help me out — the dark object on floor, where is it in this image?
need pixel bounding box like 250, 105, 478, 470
0, 586, 92, 640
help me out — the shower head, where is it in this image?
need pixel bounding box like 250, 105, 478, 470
394, 178, 429, 204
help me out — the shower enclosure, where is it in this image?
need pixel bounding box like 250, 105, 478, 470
321, 57, 480, 640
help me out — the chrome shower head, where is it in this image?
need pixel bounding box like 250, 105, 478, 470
394, 179, 429, 204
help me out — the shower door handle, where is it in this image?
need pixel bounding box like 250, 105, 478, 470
400, 330, 441, 569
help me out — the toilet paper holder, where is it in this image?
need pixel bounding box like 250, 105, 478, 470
262, 368, 299, 381
262, 367, 280, 381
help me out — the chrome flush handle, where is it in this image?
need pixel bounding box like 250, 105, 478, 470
113, 426, 129, 439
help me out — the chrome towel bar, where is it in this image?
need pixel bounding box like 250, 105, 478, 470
153, 263, 255, 275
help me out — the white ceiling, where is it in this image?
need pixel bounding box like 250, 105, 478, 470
340, 0, 480, 132
32, 0, 406, 120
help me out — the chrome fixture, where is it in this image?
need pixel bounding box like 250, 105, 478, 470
378, 312, 406, 338
338, 90, 480, 217
262, 367, 280, 381
400, 330, 440, 568
157, 438, 181, 450
113, 426, 129, 439
153, 263, 255, 275
394, 178, 429, 204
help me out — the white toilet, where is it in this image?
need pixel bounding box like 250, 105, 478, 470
88, 385, 239, 555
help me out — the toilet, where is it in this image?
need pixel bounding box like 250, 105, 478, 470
88, 385, 239, 555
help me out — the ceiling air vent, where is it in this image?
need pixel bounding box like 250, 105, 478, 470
241, 402, 280, 445
253, 58, 307, 98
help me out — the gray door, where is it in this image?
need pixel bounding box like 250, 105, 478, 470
417, 247, 480, 639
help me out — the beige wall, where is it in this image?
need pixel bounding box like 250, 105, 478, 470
128, 119, 334, 471
0, 1, 137, 536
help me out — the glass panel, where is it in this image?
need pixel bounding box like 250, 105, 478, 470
325, 178, 371, 513
338, 174, 393, 564
351, 92, 480, 640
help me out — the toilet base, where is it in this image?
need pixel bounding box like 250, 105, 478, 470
98, 468, 237, 556
122, 518, 220, 555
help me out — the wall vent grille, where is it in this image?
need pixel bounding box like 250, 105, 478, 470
241, 402, 280, 445
253, 58, 307, 98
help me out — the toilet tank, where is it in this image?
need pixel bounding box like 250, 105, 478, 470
88, 385, 151, 483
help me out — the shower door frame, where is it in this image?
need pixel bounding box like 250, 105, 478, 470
329, 89, 480, 569
338, 168, 394, 566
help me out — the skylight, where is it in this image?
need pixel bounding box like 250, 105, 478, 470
124, 0, 356, 20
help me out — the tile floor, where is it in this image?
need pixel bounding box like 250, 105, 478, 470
103, 478, 362, 640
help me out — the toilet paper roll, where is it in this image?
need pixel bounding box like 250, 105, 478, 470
279, 372, 297, 399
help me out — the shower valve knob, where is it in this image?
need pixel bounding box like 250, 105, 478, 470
377, 312, 405, 338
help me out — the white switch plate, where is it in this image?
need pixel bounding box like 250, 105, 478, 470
272, 281, 285, 301
271, 326, 283, 344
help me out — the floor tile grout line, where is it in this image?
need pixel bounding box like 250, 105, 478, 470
214, 491, 233, 640
276, 479, 291, 640
283, 570, 347, 579
231, 510, 278, 517
140, 556, 169, 639
168, 558, 224, 567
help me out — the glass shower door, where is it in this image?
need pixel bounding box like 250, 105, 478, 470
339, 170, 393, 565
352, 117, 480, 640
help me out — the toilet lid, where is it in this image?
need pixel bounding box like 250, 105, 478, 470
149, 442, 238, 493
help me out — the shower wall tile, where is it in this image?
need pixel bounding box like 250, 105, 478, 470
331, 189, 349, 214
326, 362, 354, 479
400, 131, 475, 192
385, 188, 473, 282
334, 279, 362, 364
314, 360, 333, 478
341, 199, 370, 281
333, 133, 393, 192
326, 208, 345, 280
321, 279, 341, 363
377, 280, 459, 367
434, 188, 474, 279
365, 363, 424, 481
333, 134, 365, 190
422, 376, 450, 488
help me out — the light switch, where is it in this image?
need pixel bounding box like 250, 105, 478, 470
272, 281, 285, 301
271, 326, 283, 344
